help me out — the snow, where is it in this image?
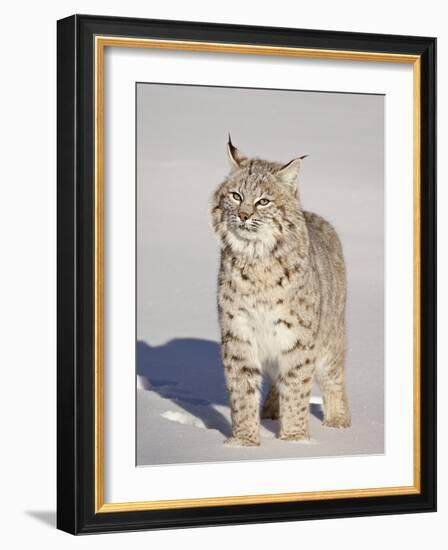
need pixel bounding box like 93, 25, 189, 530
136, 288, 384, 466
160, 410, 207, 429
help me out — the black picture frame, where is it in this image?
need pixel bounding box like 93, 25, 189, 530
57, 14, 436, 534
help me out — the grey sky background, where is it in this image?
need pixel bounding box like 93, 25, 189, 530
136, 83, 384, 464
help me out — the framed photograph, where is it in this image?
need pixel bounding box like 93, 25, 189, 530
57, 14, 436, 534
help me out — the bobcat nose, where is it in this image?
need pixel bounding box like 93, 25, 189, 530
238, 210, 251, 222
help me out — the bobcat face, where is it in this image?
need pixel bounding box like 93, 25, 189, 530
211, 137, 307, 257
218, 174, 279, 241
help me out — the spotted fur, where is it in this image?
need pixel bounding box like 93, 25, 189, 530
210, 138, 351, 446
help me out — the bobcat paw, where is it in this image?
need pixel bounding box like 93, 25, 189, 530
279, 431, 309, 442
323, 415, 351, 428
224, 436, 260, 447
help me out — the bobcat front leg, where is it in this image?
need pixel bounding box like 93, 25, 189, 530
278, 342, 316, 441
221, 329, 261, 447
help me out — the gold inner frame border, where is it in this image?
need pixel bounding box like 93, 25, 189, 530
94, 35, 421, 513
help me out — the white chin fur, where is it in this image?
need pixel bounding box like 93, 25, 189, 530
226, 226, 277, 259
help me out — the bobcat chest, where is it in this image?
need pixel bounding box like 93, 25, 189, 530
237, 303, 296, 367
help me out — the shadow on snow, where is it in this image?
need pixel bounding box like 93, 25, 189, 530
137, 338, 323, 438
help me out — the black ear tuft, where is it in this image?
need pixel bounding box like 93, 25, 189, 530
226, 135, 247, 168
228, 133, 237, 156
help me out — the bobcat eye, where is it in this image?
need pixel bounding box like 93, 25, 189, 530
231, 192, 242, 202
257, 198, 270, 206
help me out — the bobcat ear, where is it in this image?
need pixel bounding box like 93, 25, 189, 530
227, 134, 247, 168
276, 155, 308, 186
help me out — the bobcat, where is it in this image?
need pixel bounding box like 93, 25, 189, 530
210, 137, 350, 446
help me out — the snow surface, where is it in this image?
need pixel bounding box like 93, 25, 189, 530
136, 348, 382, 465
136, 286, 384, 466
